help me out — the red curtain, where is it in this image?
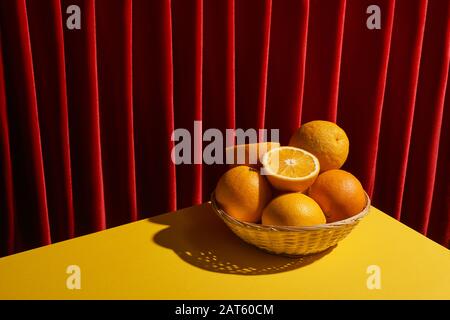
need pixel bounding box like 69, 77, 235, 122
0, 0, 449, 256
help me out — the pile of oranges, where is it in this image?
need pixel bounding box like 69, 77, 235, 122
215, 120, 367, 227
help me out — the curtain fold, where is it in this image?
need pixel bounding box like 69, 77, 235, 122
202, 0, 235, 200
0, 0, 51, 252
235, 0, 271, 130
96, 0, 137, 228
265, 0, 309, 144
428, 79, 450, 245
373, 0, 428, 221
302, 0, 346, 123
0, 0, 449, 255
400, 0, 450, 235
0, 36, 15, 256
132, 0, 177, 219
338, 0, 396, 197
172, 0, 203, 209
60, 0, 106, 236
26, 0, 75, 243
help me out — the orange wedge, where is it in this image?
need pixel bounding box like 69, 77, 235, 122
261, 146, 320, 192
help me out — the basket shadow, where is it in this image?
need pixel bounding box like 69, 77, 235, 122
148, 203, 334, 276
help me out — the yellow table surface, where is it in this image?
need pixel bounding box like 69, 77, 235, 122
0, 203, 449, 300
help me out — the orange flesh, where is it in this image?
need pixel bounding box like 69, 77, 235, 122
266, 149, 316, 178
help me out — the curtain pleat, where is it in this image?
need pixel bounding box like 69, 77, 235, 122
26, 0, 75, 242
202, 0, 235, 200
373, 0, 428, 220
61, 0, 106, 236
235, 0, 272, 130
428, 79, 450, 247
400, 0, 450, 235
302, 0, 346, 123
0, 0, 449, 255
0, 0, 51, 252
265, 0, 309, 144
96, 0, 137, 227
0, 37, 15, 256
172, 0, 203, 208
338, 0, 396, 197
133, 0, 176, 218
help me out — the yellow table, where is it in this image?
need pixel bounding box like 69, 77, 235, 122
0, 203, 449, 299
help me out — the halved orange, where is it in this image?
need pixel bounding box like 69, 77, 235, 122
261, 146, 320, 192
225, 142, 280, 168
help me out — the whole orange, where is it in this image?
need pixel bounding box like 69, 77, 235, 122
308, 169, 366, 222
215, 166, 272, 222
289, 120, 349, 171
262, 193, 326, 227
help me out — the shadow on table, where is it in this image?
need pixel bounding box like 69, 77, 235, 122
148, 203, 334, 276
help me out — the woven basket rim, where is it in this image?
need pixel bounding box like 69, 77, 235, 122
211, 191, 370, 232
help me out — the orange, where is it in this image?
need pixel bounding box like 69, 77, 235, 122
225, 142, 280, 168
215, 166, 272, 223
308, 169, 367, 222
262, 193, 326, 227
289, 120, 349, 171
261, 146, 320, 192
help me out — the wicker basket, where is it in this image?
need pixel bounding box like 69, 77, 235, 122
211, 192, 370, 256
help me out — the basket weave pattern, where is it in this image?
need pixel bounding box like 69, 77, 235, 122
211, 192, 370, 256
